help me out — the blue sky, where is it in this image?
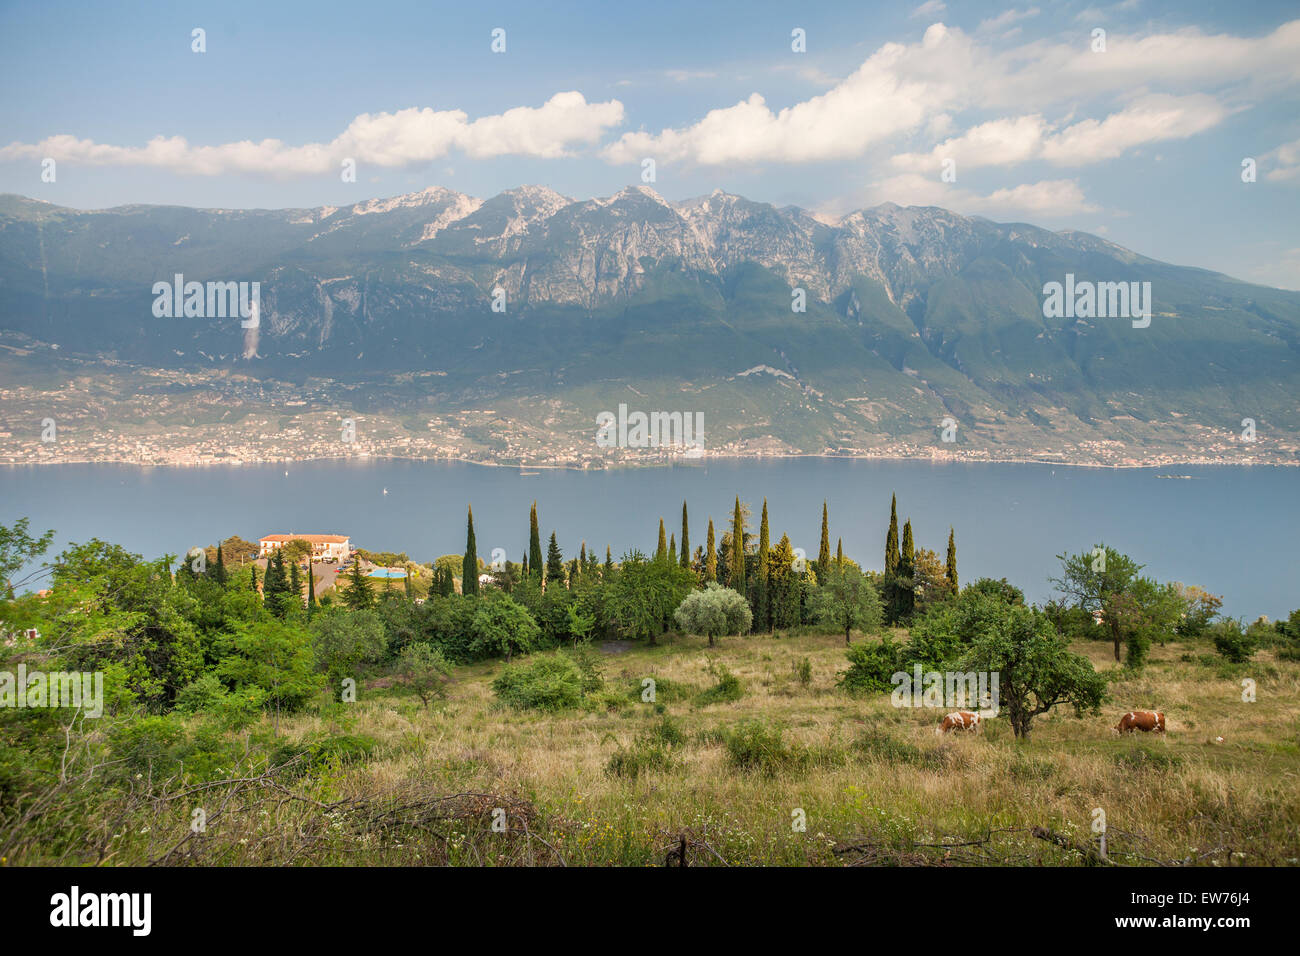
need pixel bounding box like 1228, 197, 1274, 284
2, 0, 1298, 287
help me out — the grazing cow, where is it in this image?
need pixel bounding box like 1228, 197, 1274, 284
939, 711, 981, 734
1115, 710, 1165, 734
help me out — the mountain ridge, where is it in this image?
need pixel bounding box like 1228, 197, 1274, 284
1, 184, 1297, 467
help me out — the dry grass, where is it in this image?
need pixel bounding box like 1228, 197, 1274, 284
10, 629, 1299, 866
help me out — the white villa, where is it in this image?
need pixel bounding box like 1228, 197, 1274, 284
259, 533, 351, 562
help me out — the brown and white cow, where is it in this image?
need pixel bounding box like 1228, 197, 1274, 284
939, 711, 981, 734
1115, 710, 1165, 734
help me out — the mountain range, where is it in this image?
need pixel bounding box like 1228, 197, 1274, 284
1, 185, 1297, 465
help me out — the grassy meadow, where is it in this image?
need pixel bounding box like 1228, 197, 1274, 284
15, 626, 1297, 867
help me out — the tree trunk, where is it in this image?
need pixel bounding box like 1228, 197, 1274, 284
845, 625, 852, 645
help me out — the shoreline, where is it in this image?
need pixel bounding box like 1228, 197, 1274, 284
1, 450, 1293, 472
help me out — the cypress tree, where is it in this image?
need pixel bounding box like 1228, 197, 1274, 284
705, 520, 717, 582
213, 538, 228, 585
657, 519, 667, 560
836, 537, 844, 566
521, 552, 528, 579
605, 545, 613, 574
288, 559, 301, 604
946, 527, 958, 593
404, 567, 413, 600
680, 501, 690, 569
885, 494, 900, 577
528, 501, 543, 583
546, 532, 565, 586
756, 499, 771, 632
818, 501, 831, 574
730, 497, 745, 592
463, 505, 479, 596
770, 534, 799, 630
306, 558, 316, 611
250, 564, 259, 593
899, 519, 916, 619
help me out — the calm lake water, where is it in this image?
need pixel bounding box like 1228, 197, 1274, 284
2, 459, 1296, 620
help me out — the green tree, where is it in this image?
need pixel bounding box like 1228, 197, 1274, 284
945, 527, 958, 593
729, 497, 746, 592
885, 494, 900, 578
896, 518, 916, 620
310, 608, 388, 699
219, 618, 320, 729
470, 593, 540, 662
546, 532, 565, 587
611, 550, 695, 646
962, 603, 1108, 739
462, 505, 479, 597
1052, 545, 1149, 663
529, 502, 544, 584
673, 582, 753, 647
680, 501, 691, 569
769, 534, 802, 629
213, 536, 228, 586
0, 517, 55, 597
398, 643, 453, 707
340, 561, 375, 610
656, 519, 668, 561
810, 563, 883, 645
705, 519, 717, 583
818, 501, 831, 576
755, 499, 771, 632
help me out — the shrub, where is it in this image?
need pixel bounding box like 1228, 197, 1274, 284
838, 635, 902, 695
1211, 620, 1258, 663
626, 675, 696, 703
724, 720, 804, 775
1112, 746, 1182, 772
697, 665, 744, 705
793, 657, 813, 689
606, 738, 674, 778
492, 654, 586, 711
605, 716, 685, 778
854, 729, 922, 765
108, 715, 185, 779
272, 734, 378, 776
174, 673, 230, 715
563, 643, 604, 694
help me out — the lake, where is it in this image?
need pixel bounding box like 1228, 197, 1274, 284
2, 459, 1296, 620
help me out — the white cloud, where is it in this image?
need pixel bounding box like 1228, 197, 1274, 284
602, 19, 1300, 169
1262, 137, 1300, 182
0, 92, 625, 175
890, 93, 1228, 171
911, 1, 946, 18
977, 8, 1040, 35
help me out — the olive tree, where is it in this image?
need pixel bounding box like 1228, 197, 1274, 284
809, 563, 883, 645
673, 582, 752, 647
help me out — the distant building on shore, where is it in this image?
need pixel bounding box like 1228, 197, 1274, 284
259, 533, 351, 562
